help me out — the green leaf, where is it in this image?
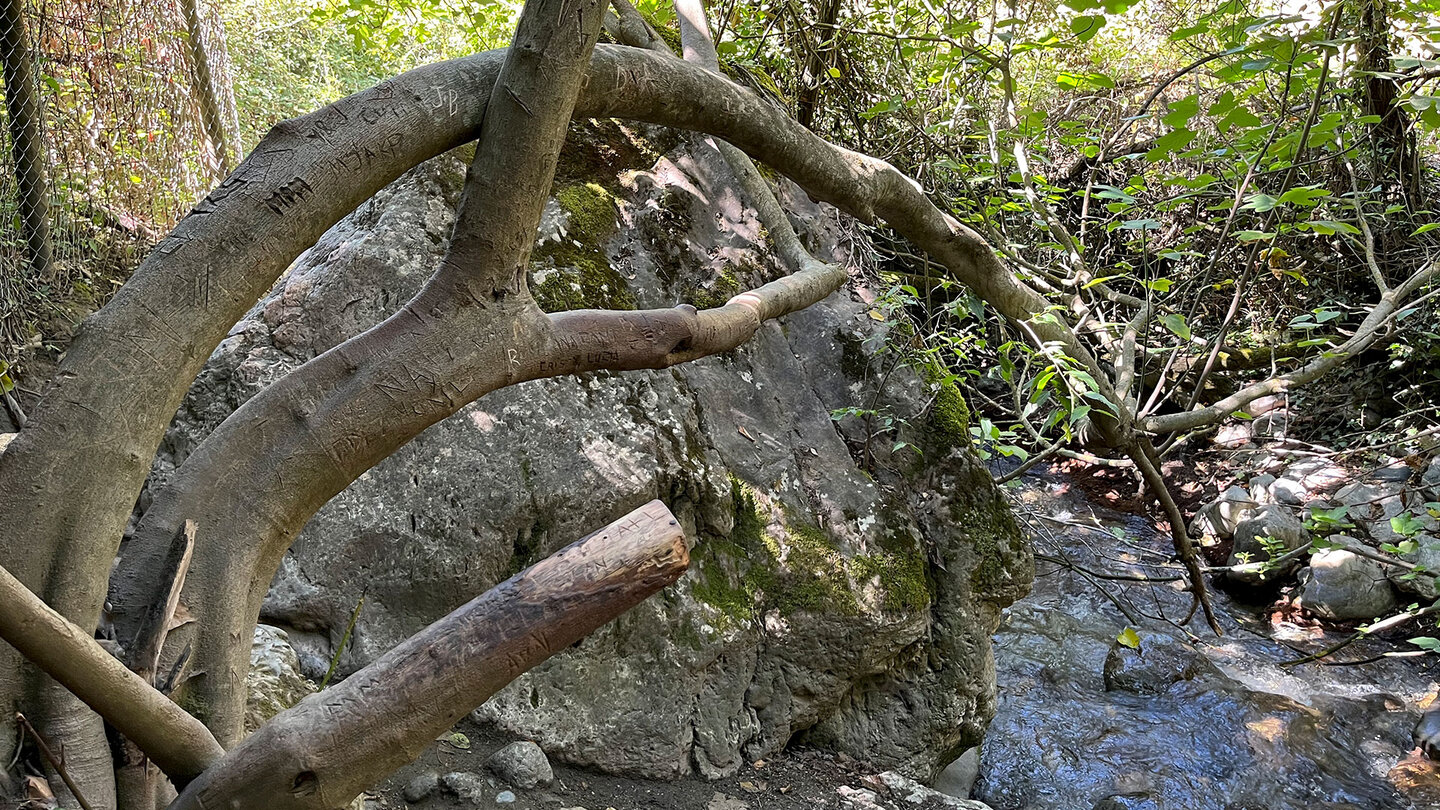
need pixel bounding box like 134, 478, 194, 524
1392, 513, 1428, 538
1117, 627, 1141, 649
447, 732, 472, 749
1160, 313, 1192, 341
1162, 94, 1200, 128
1411, 636, 1440, 652
1306, 220, 1361, 236
1412, 223, 1440, 236
1234, 230, 1276, 242
1069, 14, 1106, 41
1277, 186, 1331, 207
1057, 71, 1116, 89
1240, 193, 1279, 212
1216, 105, 1263, 134
1145, 128, 1196, 161
1169, 23, 1209, 40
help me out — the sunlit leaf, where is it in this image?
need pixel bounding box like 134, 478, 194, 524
1070, 15, 1106, 41
1160, 313, 1191, 341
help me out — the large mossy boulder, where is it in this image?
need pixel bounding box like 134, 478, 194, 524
154, 122, 1031, 780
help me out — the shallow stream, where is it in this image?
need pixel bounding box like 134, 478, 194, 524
972, 469, 1440, 810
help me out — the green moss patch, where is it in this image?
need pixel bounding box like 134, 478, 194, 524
530, 182, 636, 312
690, 478, 935, 622
690, 266, 741, 310
553, 119, 671, 190
921, 361, 972, 457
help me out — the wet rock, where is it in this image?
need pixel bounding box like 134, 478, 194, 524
1250, 408, 1290, 440
166, 145, 1029, 780
402, 772, 439, 803
1248, 473, 1278, 505
1227, 505, 1308, 584
1366, 494, 1439, 545
441, 772, 489, 805
931, 749, 980, 799
1250, 472, 1307, 506
245, 624, 315, 732
1298, 545, 1398, 621
494, 792, 516, 805
1212, 422, 1253, 449
1423, 457, 1440, 491
1281, 456, 1349, 493
836, 786, 887, 809
1193, 485, 1257, 540
485, 741, 553, 790
1335, 480, 1408, 519
1414, 704, 1440, 759
1091, 794, 1160, 810
1103, 639, 1221, 695
876, 771, 993, 807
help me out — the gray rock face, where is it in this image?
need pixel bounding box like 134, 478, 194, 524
1392, 532, 1440, 601
875, 772, 992, 808
1227, 505, 1308, 584
440, 772, 489, 805
163, 131, 1030, 780
1193, 485, 1256, 540
1298, 545, 1399, 621
1424, 457, 1440, 491
931, 749, 980, 800
484, 741, 552, 790
244, 625, 315, 733
402, 772, 439, 803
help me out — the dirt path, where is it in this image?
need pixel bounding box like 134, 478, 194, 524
373, 719, 974, 810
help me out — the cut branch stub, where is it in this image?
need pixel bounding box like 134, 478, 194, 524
127, 519, 195, 685
169, 499, 689, 810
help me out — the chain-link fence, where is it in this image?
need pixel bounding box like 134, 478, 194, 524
1, 0, 235, 370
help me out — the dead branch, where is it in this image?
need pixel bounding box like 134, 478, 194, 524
168, 500, 689, 810
0, 560, 222, 785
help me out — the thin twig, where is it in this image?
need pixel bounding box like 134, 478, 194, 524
1279, 601, 1440, 666
320, 594, 365, 690
1034, 552, 1185, 583
15, 713, 95, 810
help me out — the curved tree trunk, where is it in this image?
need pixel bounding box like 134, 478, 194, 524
3, 9, 1431, 803
106, 44, 1103, 750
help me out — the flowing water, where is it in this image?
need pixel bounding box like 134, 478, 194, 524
973, 469, 1440, 810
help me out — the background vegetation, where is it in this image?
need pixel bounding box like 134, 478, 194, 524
4, 0, 1438, 461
